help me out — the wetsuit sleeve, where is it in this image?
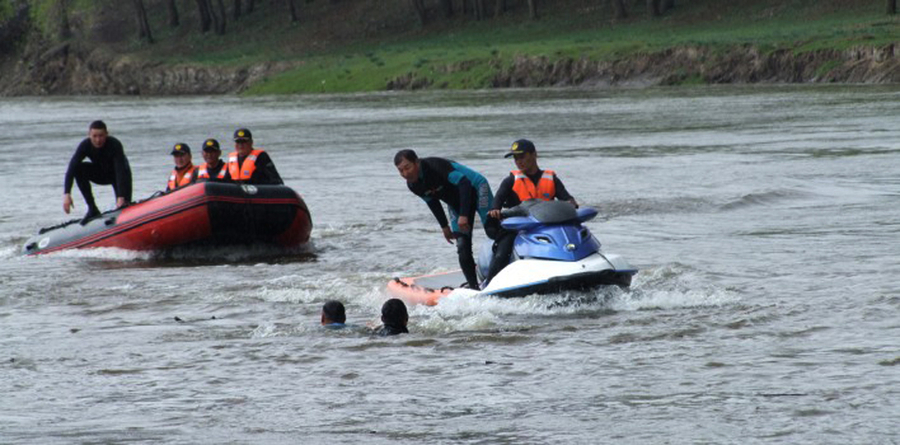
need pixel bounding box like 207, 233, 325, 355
553, 175, 573, 202
427, 199, 449, 228
63, 140, 89, 194
110, 138, 132, 201
491, 174, 517, 210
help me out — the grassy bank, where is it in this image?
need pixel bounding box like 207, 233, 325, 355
244, 3, 896, 93
6, 0, 899, 95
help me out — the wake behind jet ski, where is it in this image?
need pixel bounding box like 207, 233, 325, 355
387, 200, 637, 305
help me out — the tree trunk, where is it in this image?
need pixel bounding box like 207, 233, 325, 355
215, 0, 227, 33
661, 0, 674, 13
410, 0, 426, 25
56, 0, 72, 39
474, 0, 483, 20
287, 0, 299, 22
196, 0, 212, 32
133, 0, 154, 43
494, 0, 505, 17
526, 0, 537, 19
440, 0, 453, 18
647, 0, 660, 17
888, 0, 897, 14
167, 0, 180, 27
234, 0, 242, 20
612, 0, 627, 19
461, 0, 468, 16
207, 0, 222, 34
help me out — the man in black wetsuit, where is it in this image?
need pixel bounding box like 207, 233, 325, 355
222, 128, 283, 185
62, 120, 133, 224
484, 139, 578, 285
394, 149, 494, 289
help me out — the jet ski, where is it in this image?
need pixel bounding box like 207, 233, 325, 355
388, 200, 636, 305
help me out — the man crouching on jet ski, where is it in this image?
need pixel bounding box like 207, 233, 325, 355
484, 139, 578, 286
395, 149, 494, 289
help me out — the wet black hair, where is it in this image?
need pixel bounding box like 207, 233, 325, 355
89, 120, 107, 131
322, 300, 346, 324
393, 149, 418, 166
381, 298, 408, 326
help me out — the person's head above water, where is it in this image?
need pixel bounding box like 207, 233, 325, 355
381, 298, 408, 329
321, 300, 346, 325
394, 149, 420, 183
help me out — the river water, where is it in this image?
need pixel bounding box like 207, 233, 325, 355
1, 86, 898, 443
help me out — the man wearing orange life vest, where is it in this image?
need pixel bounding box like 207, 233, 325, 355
196, 138, 228, 182
483, 139, 578, 285
224, 128, 283, 185
165, 143, 199, 192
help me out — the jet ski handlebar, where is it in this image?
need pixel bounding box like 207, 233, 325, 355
500, 200, 598, 230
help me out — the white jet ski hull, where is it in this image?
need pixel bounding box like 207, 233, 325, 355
480, 252, 636, 298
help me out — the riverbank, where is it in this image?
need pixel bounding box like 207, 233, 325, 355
0, 0, 897, 96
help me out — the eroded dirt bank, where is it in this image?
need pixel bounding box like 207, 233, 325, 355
1, 42, 897, 96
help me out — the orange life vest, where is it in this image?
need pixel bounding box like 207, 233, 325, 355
197, 160, 227, 180
227, 149, 264, 182
511, 169, 556, 202
167, 164, 198, 191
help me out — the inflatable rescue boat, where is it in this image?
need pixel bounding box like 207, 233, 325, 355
22, 182, 312, 255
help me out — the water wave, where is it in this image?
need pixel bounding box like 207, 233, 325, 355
613, 263, 740, 311
718, 189, 814, 212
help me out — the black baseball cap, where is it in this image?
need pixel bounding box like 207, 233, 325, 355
504, 139, 536, 158
233, 128, 252, 141
202, 138, 221, 152
170, 143, 191, 155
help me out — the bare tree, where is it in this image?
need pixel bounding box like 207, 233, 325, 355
214, 0, 227, 33
234, 0, 242, 20
661, 0, 674, 13
133, 0, 154, 43
612, 0, 627, 19
56, 0, 72, 39
196, 0, 212, 32
526, 0, 537, 19
440, 0, 453, 18
888, 0, 897, 14
167, 0, 180, 27
647, 0, 660, 17
287, 0, 299, 22
410, 0, 426, 25
494, 0, 506, 18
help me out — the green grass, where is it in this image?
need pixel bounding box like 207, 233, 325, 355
244, 2, 897, 94
35, 0, 898, 93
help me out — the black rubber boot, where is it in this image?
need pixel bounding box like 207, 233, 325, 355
80, 206, 101, 225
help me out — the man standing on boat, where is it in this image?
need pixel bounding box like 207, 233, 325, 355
196, 138, 228, 182
63, 120, 133, 225
395, 149, 494, 289
165, 143, 199, 192
223, 128, 283, 185
484, 139, 578, 285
